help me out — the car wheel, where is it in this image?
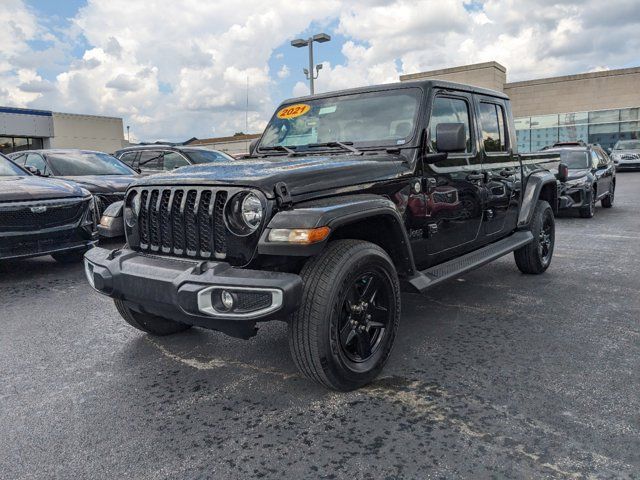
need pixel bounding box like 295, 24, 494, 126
288, 239, 401, 391
579, 190, 596, 218
52, 248, 88, 263
114, 299, 192, 336
601, 184, 614, 208
514, 200, 555, 274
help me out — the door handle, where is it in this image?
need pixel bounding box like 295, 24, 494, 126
466, 172, 485, 182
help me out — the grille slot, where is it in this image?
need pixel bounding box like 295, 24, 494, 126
133, 187, 231, 259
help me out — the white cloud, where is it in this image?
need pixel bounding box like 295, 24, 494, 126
1, 0, 640, 142
277, 64, 290, 79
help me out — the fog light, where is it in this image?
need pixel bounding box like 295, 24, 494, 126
84, 260, 95, 289
221, 290, 234, 310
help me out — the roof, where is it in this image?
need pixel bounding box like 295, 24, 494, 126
11, 149, 109, 155
114, 144, 227, 154
282, 79, 509, 106
186, 133, 261, 145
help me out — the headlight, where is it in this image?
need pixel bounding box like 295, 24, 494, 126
124, 192, 138, 228
241, 193, 263, 228
225, 191, 264, 236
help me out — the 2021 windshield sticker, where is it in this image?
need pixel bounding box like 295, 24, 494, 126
277, 104, 311, 119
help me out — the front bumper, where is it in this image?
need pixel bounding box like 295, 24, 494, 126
614, 161, 640, 170
84, 247, 303, 339
559, 185, 589, 210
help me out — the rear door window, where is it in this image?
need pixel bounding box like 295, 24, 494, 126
163, 152, 189, 170
478, 102, 507, 152
137, 151, 163, 172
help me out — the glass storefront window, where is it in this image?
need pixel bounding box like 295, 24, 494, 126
589, 109, 619, 124
531, 127, 558, 151
559, 111, 588, 125
530, 114, 559, 128
514, 117, 531, 130
0, 137, 12, 154
588, 123, 619, 147
0, 137, 45, 153
559, 125, 588, 143
13, 137, 29, 151
620, 108, 639, 122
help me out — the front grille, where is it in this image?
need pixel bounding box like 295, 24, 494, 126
96, 193, 125, 215
620, 153, 640, 160
0, 198, 86, 232
131, 187, 233, 259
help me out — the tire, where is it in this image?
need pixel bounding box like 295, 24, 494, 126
52, 248, 88, 263
114, 298, 191, 336
514, 200, 555, 274
579, 189, 596, 218
601, 184, 614, 208
288, 239, 401, 391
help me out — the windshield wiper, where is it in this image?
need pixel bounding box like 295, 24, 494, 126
305, 141, 363, 155
258, 145, 297, 156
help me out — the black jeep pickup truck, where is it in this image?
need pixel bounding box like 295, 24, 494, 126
85, 80, 560, 390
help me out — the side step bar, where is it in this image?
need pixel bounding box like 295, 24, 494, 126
405, 231, 534, 293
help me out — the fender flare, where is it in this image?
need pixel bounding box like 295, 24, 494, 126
257, 194, 416, 275
518, 171, 559, 228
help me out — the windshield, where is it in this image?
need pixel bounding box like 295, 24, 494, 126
47, 152, 135, 176
185, 149, 233, 164
614, 140, 640, 150
0, 154, 27, 176
558, 150, 590, 169
260, 88, 421, 151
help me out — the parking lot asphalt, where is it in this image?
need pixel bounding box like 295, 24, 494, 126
2, 173, 640, 480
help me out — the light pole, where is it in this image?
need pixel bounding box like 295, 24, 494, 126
126, 125, 130, 143
290, 33, 331, 95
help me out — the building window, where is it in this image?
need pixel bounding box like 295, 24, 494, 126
0, 137, 45, 154
515, 106, 640, 152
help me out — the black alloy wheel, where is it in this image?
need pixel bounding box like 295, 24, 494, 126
538, 213, 554, 268
338, 271, 392, 364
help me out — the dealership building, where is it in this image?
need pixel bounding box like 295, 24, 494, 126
400, 61, 640, 152
0, 106, 125, 154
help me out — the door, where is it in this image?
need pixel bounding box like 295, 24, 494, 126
473, 97, 521, 237
593, 148, 613, 197
422, 93, 484, 265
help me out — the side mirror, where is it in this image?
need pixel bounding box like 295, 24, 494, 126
558, 163, 569, 182
25, 166, 42, 176
436, 123, 466, 153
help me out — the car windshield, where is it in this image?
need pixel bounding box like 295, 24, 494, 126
185, 150, 233, 164
259, 88, 421, 151
558, 150, 590, 169
0, 155, 27, 176
47, 151, 135, 176
614, 140, 640, 150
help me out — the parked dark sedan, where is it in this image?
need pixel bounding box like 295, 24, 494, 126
0, 153, 98, 262
113, 145, 234, 174
7, 149, 140, 217
550, 143, 615, 218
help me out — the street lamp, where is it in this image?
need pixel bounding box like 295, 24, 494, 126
290, 33, 331, 95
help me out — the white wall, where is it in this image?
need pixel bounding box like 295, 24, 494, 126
50, 112, 125, 153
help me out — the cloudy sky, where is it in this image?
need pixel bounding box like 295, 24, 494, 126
2, 0, 639, 142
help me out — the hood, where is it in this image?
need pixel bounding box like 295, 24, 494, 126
566, 169, 590, 182
612, 149, 640, 156
60, 175, 138, 194
132, 153, 409, 198
0, 175, 88, 202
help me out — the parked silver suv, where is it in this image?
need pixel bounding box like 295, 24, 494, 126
610, 140, 640, 170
